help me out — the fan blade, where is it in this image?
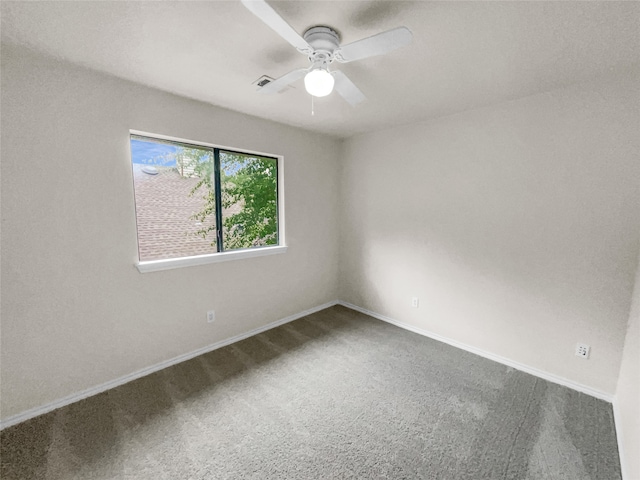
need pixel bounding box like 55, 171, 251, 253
332, 70, 366, 106
258, 68, 308, 94
335, 26, 412, 63
241, 0, 312, 54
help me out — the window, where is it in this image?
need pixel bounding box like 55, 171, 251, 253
130, 132, 284, 272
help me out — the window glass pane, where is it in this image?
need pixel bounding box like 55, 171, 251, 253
130, 136, 217, 261
220, 151, 278, 251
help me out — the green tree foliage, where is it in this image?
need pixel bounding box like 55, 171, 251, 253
176, 147, 210, 178
187, 148, 277, 250
221, 153, 277, 250
182, 148, 216, 241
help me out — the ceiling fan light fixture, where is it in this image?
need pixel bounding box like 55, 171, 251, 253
304, 68, 334, 97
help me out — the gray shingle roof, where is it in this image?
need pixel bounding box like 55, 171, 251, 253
132, 165, 217, 261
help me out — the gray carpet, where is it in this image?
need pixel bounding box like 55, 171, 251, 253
0, 305, 621, 479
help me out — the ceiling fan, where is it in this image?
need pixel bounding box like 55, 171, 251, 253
241, 0, 413, 106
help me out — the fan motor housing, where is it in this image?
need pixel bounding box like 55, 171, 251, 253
303, 26, 340, 54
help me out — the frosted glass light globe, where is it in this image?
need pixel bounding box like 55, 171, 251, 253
304, 69, 335, 97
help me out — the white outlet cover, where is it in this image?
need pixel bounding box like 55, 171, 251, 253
411, 297, 419, 308
575, 343, 590, 359
207, 310, 215, 323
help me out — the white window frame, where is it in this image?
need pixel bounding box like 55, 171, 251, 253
130, 130, 286, 273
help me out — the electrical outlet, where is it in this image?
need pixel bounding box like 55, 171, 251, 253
207, 310, 216, 323
575, 343, 590, 359
411, 297, 419, 308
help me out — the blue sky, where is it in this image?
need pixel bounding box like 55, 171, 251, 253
130, 138, 178, 166
130, 138, 267, 175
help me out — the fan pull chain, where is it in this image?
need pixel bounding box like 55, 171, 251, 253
311, 95, 315, 116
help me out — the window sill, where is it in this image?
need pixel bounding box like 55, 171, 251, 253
136, 245, 288, 273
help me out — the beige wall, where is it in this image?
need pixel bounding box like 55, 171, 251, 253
339, 70, 640, 394
0, 45, 340, 420
617, 257, 640, 479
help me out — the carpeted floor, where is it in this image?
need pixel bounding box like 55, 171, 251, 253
0, 305, 621, 479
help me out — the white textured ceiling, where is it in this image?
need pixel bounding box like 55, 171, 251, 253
2, 1, 639, 138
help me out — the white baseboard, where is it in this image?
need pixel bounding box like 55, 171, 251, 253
0, 300, 338, 431
2, 299, 617, 432
338, 301, 614, 403
612, 398, 629, 480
